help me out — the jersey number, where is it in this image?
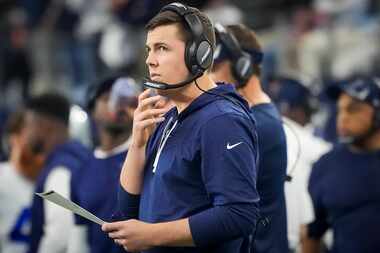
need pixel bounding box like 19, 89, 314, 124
9, 207, 31, 243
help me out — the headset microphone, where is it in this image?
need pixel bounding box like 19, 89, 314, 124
143, 72, 203, 90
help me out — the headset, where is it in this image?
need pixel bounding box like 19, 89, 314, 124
375, 107, 380, 129
214, 23, 263, 88
372, 78, 380, 129
144, 2, 214, 90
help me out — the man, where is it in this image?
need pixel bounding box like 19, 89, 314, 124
301, 76, 380, 253
269, 77, 331, 252
102, 3, 260, 253
211, 24, 288, 253
25, 93, 90, 253
271, 77, 317, 128
68, 76, 139, 253
0, 110, 35, 253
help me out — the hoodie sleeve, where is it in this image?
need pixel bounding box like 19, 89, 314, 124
189, 113, 260, 246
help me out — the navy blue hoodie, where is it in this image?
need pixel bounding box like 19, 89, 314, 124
120, 84, 260, 253
28, 140, 90, 253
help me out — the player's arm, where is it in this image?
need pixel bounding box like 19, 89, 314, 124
38, 167, 73, 253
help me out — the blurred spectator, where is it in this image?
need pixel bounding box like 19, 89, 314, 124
18, 0, 100, 104
99, 0, 164, 74
204, 0, 243, 25
0, 8, 32, 108
297, 0, 380, 81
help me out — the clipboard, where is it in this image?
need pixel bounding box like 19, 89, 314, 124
36, 190, 105, 225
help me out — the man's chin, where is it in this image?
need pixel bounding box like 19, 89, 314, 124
156, 89, 171, 97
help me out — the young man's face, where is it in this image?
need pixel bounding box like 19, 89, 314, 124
145, 24, 189, 87
336, 93, 375, 138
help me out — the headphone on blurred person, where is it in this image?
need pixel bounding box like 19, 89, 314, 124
374, 108, 380, 129
144, 2, 214, 90
372, 79, 380, 129
214, 23, 263, 88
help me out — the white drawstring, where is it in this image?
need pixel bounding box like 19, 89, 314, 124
152, 119, 178, 173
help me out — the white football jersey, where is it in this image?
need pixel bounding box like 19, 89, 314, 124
0, 162, 34, 253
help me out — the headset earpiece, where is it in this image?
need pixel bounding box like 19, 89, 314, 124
214, 23, 257, 87
234, 52, 254, 88
160, 3, 213, 76
374, 109, 380, 129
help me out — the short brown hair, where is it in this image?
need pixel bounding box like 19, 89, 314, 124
227, 24, 262, 77
146, 6, 216, 70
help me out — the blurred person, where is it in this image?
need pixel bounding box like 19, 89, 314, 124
0, 109, 10, 161
100, 0, 164, 72
301, 76, 380, 253
211, 23, 288, 253
102, 3, 260, 253
203, 0, 243, 25
270, 77, 317, 128
0, 8, 32, 106
67, 76, 139, 253
269, 77, 331, 252
25, 93, 91, 253
0, 110, 36, 253
19, 0, 94, 103
294, 0, 380, 83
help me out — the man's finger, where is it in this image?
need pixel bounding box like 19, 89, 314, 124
138, 88, 154, 102
138, 95, 164, 109
108, 230, 125, 239
114, 239, 126, 246
136, 108, 168, 121
101, 221, 124, 232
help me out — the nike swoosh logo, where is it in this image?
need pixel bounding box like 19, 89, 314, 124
227, 142, 243, 150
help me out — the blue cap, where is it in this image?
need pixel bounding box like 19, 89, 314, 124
87, 75, 119, 111
327, 76, 380, 108
87, 75, 139, 111
273, 77, 314, 109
